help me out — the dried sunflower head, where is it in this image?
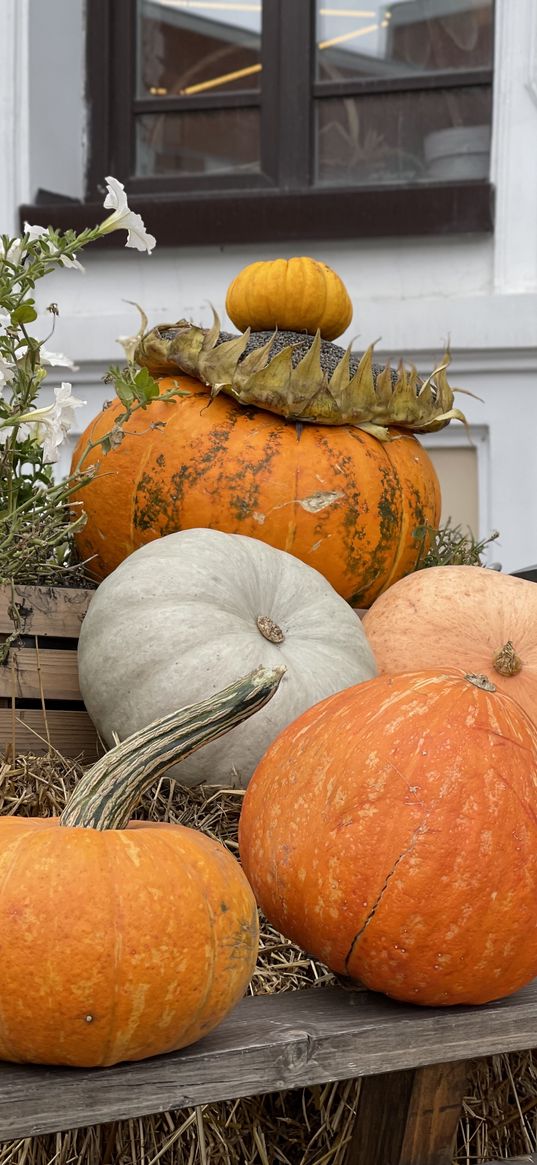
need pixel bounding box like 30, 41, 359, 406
135, 311, 468, 441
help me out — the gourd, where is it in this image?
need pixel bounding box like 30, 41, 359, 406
362, 565, 537, 722
239, 669, 537, 1006
0, 665, 283, 1067
72, 377, 440, 605
77, 528, 377, 787
225, 257, 353, 341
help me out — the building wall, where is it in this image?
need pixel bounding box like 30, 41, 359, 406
1, 0, 537, 573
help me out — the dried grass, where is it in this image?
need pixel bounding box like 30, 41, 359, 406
0, 753, 536, 1164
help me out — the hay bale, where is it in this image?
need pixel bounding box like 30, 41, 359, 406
0, 754, 536, 1164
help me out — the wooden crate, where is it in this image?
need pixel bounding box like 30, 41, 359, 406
0, 584, 99, 761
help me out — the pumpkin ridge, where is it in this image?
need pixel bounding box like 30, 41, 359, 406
99, 838, 123, 1067
149, 830, 219, 1051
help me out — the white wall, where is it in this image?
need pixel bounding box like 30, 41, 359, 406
1, 0, 537, 573
28, 0, 85, 201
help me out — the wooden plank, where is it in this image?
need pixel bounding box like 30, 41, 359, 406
0, 710, 99, 761
0, 585, 93, 638
346, 1061, 469, 1165
398, 1061, 470, 1165
2, 982, 537, 1141
0, 648, 81, 701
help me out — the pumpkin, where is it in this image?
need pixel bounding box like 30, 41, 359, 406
239, 669, 537, 1006
77, 528, 377, 787
72, 377, 440, 605
0, 665, 283, 1066
225, 257, 353, 341
362, 565, 537, 723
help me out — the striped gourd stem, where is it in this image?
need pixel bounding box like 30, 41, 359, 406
60, 665, 285, 830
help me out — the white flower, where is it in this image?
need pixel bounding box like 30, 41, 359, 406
4, 238, 23, 265
23, 222, 49, 243
0, 420, 33, 447
40, 348, 78, 370
116, 333, 139, 363
60, 254, 85, 272
40, 381, 86, 461
99, 176, 156, 253
3, 381, 86, 463
0, 353, 15, 390
0, 309, 10, 330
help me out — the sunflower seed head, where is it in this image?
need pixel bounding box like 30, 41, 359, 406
134, 309, 465, 438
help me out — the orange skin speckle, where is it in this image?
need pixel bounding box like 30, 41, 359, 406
71, 376, 440, 606
239, 670, 537, 1006
0, 819, 258, 1066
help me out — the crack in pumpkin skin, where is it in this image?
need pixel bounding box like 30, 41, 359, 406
343, 809, 435, 982
71, 375, 440, 600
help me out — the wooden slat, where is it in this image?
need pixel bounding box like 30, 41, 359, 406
346, 1061, 469, 1165
2, 982, 537, 1141
0, 710, 99, 761
0, 648, 81, 701
0, 585, 93, 638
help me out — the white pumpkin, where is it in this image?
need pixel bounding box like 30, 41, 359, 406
78, 529, 377, 786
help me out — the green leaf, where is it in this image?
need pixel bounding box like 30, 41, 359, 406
132, 366, 159, 404
115, 381, 136, 407
11, 303, 38, 324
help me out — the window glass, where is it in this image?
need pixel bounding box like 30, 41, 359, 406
137, 0, 262, 98
316, 0, 493, 83
315, 84, 492, 185
136, 107, 261, 175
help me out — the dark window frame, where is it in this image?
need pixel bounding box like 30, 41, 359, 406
20, 0, 495, 244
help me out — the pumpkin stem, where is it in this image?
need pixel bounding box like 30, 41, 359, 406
60, 665, 285, 831
493, 641, 523, 677
256, 615, 285, 644
464, 673, 497, 692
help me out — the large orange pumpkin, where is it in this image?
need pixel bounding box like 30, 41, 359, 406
239, 670, 537, 1006
362, 565, 537, 721
72, 376, 440, 605
0, 665, 283, 1066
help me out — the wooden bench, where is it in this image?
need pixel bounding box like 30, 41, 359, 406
2, 981, 537, 1164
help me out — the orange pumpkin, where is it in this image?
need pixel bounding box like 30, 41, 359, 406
0, 666, 283, 1067
239, 670, 537, 1006
362, 565, 537, 721
225, 256, 353, 340
72, 376, 440, 605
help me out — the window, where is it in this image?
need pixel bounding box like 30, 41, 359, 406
25, 0, 496, 243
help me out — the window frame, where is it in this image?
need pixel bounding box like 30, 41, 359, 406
20, 0, 495, 244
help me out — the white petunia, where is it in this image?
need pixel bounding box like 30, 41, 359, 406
23, 223, 49, 243
0, 309, 10, 330
49, 380, 86, 433
99, 176, 156, 253
3, 381, 86, 462
4, 238, 23, 265
0, 353, 15, 390
60, 253, 85, 272
40, 349, 78, 370
116, 332, 139, 363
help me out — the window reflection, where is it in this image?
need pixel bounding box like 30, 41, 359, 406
136, 108, 261, 176
316, 1, 493, 82
137, 0, 262, 98
316, 85, 492, 186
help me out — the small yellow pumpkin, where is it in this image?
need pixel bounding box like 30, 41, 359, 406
225, 257, 353, 341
